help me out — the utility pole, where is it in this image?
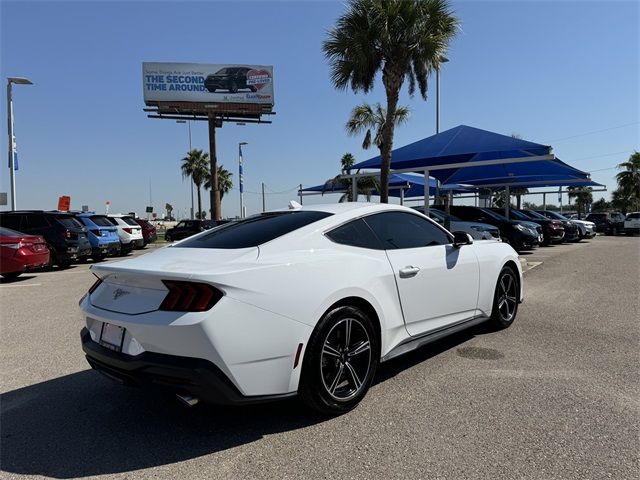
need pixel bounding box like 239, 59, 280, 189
7, 77, 33, 210
239, 142, 248, 218
299, 184, 303, 205
261, 182, 266, 212
208, 114, 221, 221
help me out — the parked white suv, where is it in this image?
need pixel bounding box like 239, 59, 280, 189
624, 212, 640, 235
107, 214, 144, 255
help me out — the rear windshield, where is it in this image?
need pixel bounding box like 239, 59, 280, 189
56, 215, 84, 229
177, 211, 332, 249
122, 216, 139, 226
90, 215, 114, 227
0, 227, 22, 237
627, 213, 640, 219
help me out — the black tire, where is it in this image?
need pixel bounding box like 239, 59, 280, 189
2, 272, 21, 280
229, 81, 238, 93
488, 266, 519, 330
299, 305, 378, 415
165, 233, 172, 242
94, 253, 107, 262
250, 86, 257, 92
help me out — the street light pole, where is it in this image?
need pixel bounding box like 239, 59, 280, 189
239, 142, 248, 218
176, 120, 195, 219
435, 56, 448, 134
7, 77, 33, 211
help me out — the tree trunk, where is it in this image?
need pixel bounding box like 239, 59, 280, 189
197, 185, 202, 220
380, 66, 403, 204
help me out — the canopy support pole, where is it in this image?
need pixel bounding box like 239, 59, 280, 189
445, 191, 452, 230
423, 170, 429, 216
559, 187, 563, 213
543, 193, 546, 210
505, 186, 510, 218
352, 175, 357, 202
400, 187, 405, 206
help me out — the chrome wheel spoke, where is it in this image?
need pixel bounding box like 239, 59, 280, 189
329, 364, 344, 394
506, 295, 517, 303
344, 362, 362, 390
322, 343, 341, 358
344, 318, 352, 349
349, 340, 370, 357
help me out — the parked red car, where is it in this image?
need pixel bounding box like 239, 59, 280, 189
0, 227, 50, 279
134, 218, 157, 246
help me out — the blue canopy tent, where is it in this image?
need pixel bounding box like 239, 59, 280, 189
301, 173, 445, 203
350, 125, 597, 217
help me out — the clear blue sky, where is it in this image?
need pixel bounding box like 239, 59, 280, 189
1, 0, 638, 218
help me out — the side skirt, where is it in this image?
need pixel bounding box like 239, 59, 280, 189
381, 315, 489, 363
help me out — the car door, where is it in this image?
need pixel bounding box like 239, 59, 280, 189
364, 211, 481, 337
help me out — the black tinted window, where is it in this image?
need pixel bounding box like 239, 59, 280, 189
0, 215, 22, 230
24, 214, 49, 229
56, 216, 84, 229
326, 219, 382, 249
90, 215, 114, 227
364, 212, 451, 249
178, 211, 332, 249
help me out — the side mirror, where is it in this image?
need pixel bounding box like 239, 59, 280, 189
453, 231, 473, 248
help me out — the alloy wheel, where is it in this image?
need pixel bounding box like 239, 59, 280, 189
320, 318, 372, 401
497, 272, 518, 322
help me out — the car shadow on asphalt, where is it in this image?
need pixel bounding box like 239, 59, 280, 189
0, 370, 325, 478
0, 275, 37, 284
1, 326, 488, 478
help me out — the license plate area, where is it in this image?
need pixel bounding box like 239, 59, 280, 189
99, 322, 125, 352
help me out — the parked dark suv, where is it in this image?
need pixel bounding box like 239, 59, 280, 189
491, 208, 566, 245
0, 211, 91, 267
204, 67, 256, 93
449, 206, 540, 252
585, 212, 625, 235
164, 219, 229, 242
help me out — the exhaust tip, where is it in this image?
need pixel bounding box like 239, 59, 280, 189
176, 393, 200, 407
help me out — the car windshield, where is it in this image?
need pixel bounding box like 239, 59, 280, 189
427, 209, 462, 222
56, 215, 84, 229
90, 215, 114, 227
501, 209, 531, 221
0, 227, 23, 237
586, 213, 606, 219
177, 211, 332, 249
521, 210, 548, 220
539, 211, 567, 220
478, 208, 509, 221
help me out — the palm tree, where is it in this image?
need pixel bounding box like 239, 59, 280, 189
567, 186, 593, 218
323, 153, 380, 202
616, 151, 640, 211
180, 149, 210, 220
346, 102, 411, 152
323, 0, 459, 203
164, 202, 173, 220
204, 165, 233, 201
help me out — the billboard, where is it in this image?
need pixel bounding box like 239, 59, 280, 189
142, 62, 274, 108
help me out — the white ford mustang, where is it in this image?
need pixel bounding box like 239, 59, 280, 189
79, 202, 523, 414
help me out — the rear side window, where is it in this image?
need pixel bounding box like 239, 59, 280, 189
55, 215, 83, 229
326, 218, 382, 249
122, 216, 139, 226
0, 215, 23, 231
364, 212, 451, 249
178, 211, 332, 249
23, 214, 50, 229
627, 213, 640, 219
90, 215, 114, 227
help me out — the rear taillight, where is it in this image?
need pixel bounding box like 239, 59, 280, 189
88, 277, 103, 294
159, 280, 223, 312
123, 227, 133, 234
64, 229, 78, 240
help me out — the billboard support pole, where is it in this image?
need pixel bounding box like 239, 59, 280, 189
208, 114, 221, 221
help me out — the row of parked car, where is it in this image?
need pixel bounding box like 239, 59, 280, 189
413, 206, 639, 253
0, 210, 157, 278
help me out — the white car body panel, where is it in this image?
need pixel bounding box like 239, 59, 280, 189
108, 214, 144, 245
624, 212, 640, 231
81, 203, 523, 398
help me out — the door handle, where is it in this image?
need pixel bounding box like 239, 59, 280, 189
399, 266, 420, 278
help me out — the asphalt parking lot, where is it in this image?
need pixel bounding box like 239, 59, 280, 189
1, 236, 638, 479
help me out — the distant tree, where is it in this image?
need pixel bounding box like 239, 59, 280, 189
323, 153, 380, 202
611, 187, 633, 213
165, 202, 173, 220
492, 190, 506, 208
512, 188, 529, 209
591, 197, 611, 212
567, 186, 593, 218
181, 149, 210, 221
323, 0, 459, 202
205, 165, 233, 200
616, 151, 640, 211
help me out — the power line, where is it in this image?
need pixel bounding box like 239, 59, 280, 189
547, 122, 639, 143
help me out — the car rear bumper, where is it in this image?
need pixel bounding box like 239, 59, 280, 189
81, 328, 295, 405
